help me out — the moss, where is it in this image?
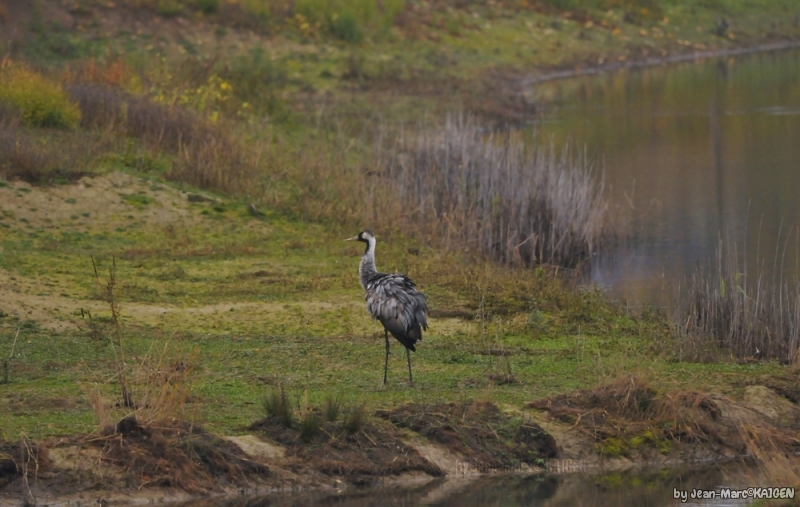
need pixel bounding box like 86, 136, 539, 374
596, 437, 627, 457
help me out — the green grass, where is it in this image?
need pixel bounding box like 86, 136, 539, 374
0, 177, 787, 440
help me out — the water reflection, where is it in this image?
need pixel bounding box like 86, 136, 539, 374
176, 464, 759, 507
531, 50, 800, 305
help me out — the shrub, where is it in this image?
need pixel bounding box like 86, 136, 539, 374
0, 62, 81, 129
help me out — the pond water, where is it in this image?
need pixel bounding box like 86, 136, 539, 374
531, 49, 800, 306
177, 463, 775, 506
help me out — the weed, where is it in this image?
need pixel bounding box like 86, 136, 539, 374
1, 328, 20, 385
84, 256, 134, 408
262, 388, 294, 428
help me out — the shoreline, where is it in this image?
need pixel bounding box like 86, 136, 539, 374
3, 377, 798, 506
522, 39, 800, 85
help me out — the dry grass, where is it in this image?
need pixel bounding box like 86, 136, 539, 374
371, 116, 616, 269
270, 116, 618, 270
0, 118, 111, 184
528, 374, 752, 456
673, 238, 800, 363
65, 82, 258, 194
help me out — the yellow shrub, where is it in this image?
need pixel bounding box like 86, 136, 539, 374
0, 62, 81, 128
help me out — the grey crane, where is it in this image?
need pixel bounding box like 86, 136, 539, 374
346, 230, 428, 386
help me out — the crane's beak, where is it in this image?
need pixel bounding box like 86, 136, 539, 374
344, 236, 358, 241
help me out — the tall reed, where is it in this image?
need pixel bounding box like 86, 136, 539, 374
369, 116, 615, 269
673, 238, 800, 363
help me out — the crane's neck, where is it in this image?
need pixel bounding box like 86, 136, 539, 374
359, 237, 377, 289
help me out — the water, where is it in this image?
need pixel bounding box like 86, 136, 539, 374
530, 50, 800, 306
176, 464, 772, 506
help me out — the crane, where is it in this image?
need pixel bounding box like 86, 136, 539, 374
346, 230, 428, 386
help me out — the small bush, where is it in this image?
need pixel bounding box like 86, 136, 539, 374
262, 389, 293, 428
0, 62, 81, 129
331, 11, 364, 43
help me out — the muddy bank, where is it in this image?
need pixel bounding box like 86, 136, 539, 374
2, 375, 799, 506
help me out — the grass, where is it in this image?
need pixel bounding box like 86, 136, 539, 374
0, 183, 788, 440
674, 237, 800, 363
0, 0, 797, 454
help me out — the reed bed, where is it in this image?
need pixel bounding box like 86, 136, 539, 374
370, 117, 615, 269
673, 239, 800, 363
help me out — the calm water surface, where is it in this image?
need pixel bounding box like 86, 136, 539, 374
177, 464, 770, 506
532, 50, 800, 305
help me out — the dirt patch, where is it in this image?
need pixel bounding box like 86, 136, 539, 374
377, 401, 557, 473
0, 172, 195, 232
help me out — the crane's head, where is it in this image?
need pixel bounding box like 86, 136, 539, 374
345, 230, 375, 244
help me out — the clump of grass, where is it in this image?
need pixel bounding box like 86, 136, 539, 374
262, 388, 294, 428
0, 60, 81, 129
299, 411, 322, 442
342, 403, 368, 435
322, 393, 342, 422
673, 238, 800, 363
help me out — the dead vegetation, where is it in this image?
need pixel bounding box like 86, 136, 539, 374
378, 401, 558, 469
673, 238, 800, 364
370, 117, 617, 269
65, 81, 258, 194
0, 440, 50, 494
528, 374, 800, 460
87, 416, 267, 493
249, 410, 444, 487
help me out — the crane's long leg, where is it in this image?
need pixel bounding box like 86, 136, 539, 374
406, 348, 414, 386
383, 329, 390, 386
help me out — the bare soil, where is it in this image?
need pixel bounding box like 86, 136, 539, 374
2, 378, 799, 505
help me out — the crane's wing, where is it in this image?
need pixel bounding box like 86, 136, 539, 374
365, 273, 429, 345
